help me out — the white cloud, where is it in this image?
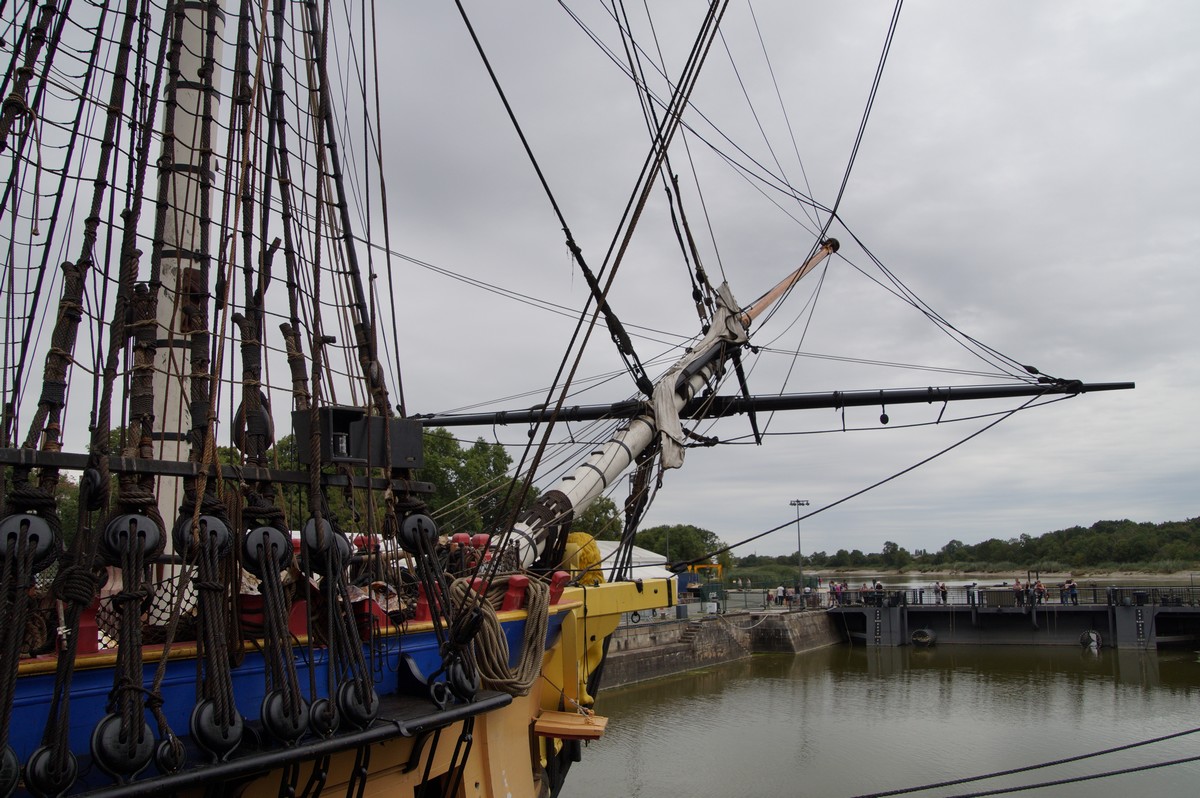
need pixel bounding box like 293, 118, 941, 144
379, 2, 1198, 556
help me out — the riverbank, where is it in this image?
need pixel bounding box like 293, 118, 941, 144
741, 570, 1200, 591
814, 568, 1199, 582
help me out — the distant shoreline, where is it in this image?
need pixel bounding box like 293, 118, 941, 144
812, 568, 1198, 583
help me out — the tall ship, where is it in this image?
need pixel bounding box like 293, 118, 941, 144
0, 2, 1130, 797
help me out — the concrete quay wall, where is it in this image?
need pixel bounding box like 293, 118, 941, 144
749, 609, 843, 654
599, 610, 841, 688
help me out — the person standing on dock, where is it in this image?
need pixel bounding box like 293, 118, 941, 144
940, 582, 948, 605
1066, 578, 1079, 605
1014, 578, 1025, 606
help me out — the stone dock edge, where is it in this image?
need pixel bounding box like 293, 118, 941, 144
600, 611, 839, 689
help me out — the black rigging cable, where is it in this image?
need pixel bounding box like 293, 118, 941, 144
615, 0, 717, 327
819, 0, 903, 240
837, 222, 1045, 381
450, 1, 731, 567
675, 390, 1052, 566
742, 0, 903, 343
450, 0, 650, 547
716, 7, 817, 231
849, 724, 1200, 797
746, 0, 820, 230
560, 0, 830, 233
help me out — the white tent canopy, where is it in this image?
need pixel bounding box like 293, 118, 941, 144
592, 540, 677, 584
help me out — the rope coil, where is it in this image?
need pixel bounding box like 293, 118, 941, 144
450, 575, 550, 697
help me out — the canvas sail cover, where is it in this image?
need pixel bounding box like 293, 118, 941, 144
652, 284, 748, 469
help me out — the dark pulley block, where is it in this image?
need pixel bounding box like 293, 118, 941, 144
261, 691, 309, 743
242, 525, 293, 576
447, 657, 480, 703
451, 606, 485, 647
172, 514, 231, 558
99, 514, 162, 566
337, 680, 380, 730
301, 518, 351, 567
399, 513, 438, 554
0, 514, 57, 573
0, 745, 20, 798
155, 735, 186, 775
189, 698, 244, 761
24, 745, 78, 797
233, 391, 275, 451
90, 714, 155, 780
309, 697, 337, 738
81, 467, 106, 511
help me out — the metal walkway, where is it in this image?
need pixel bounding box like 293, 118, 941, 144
826, 585, 1200, 649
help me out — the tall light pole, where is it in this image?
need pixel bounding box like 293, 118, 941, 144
790, 499, 809, 595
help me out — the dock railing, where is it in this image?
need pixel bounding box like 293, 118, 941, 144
674, 584, 1200, 614
823, 584, 1200, 609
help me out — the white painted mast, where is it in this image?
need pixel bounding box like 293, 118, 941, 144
152, 5, 225, 549
514, 239, 839, 567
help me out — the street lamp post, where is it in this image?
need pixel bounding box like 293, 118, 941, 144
790, 499, 809, 598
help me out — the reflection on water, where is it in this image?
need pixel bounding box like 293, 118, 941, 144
564, 646, 1200, 797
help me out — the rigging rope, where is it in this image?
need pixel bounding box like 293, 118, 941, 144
612, 0, 717, 330
816, 0, 904, 242
450, 574, 550, 696
450, 0, 733, 575
673, 391, 1054, 568
30, 465, 105, 793
850, 724, 1200, 798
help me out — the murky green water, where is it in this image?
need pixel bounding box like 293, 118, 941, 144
564, 645, 1200, 797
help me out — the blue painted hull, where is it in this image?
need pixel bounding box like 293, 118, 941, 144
11, 612, 562, 763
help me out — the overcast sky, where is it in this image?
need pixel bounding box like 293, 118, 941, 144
372, 2, 1197, 560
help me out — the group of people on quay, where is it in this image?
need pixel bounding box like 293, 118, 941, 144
1013, 577, 1079, 605
736, 575, 1085, 609
756, 579, 892, 608
753, 579, 893, 609
764, 582, 818, 608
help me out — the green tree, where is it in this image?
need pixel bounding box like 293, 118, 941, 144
636, 524, 724, 564
418, 427, 515, 534
263, 433, 319, 528
53, 474, 81, 547
716, 548, 734, 574
570, 495, 622, 540
881, 540, 912, 568
940, 539, 965, 562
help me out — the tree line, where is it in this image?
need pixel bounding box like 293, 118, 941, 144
45, 427, 1196, 575
419, 431, 1198, 576
737, 517, 1200, 574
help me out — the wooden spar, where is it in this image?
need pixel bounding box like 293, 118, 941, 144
512, 242, 841, 568
741, 239, 839, 326
417, 381, 1136, 428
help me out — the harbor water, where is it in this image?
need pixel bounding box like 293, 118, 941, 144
564, 645, 1200, 797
